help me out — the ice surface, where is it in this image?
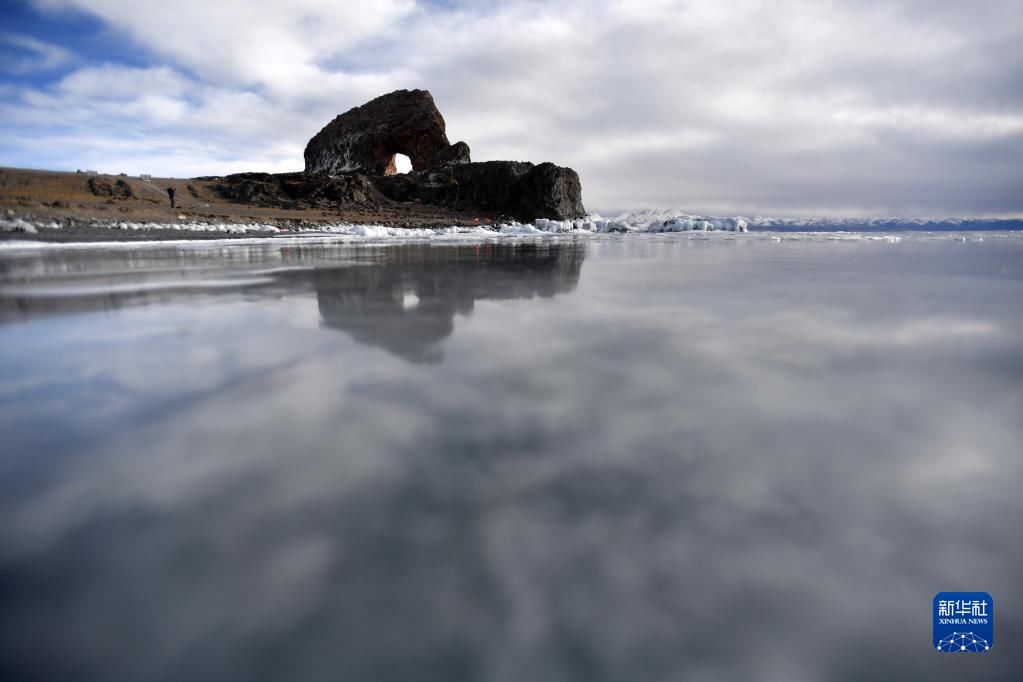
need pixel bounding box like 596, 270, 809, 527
3, 235, 1021, 682
3, 210, 1022, 250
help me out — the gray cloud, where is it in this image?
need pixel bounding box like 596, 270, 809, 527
4, 0, 1021, 216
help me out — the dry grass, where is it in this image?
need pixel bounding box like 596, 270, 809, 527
0, 166, 490, 229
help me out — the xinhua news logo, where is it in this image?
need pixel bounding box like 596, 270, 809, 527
933, 592, 993, 653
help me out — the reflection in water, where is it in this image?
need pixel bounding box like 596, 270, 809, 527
1, 237, 1022, 681
315, 244, 584, 362
0, 242, 585, 364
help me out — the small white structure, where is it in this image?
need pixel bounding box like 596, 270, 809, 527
85, 170, 98, 177
140, 174, 152, 182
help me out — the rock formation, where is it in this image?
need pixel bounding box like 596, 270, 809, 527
214, 172, 377, 210
297, 89, 585, 221
305, 89, 461, 176
374, 161, 584, 222
430, 141, 471, 168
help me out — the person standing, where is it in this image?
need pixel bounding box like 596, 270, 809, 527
166, 186, 176, 208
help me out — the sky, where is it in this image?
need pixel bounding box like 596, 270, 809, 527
1, 0, 1021, 217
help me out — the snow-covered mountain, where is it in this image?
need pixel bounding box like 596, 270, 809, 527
746, 216, 1023, 231
612, 209, 1023, 232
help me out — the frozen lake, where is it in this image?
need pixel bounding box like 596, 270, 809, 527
1, 233, 1022, 680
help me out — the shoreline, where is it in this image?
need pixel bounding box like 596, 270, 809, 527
5, 167, 1021, 245
0, 166, 504, 243
0, 221, 511, 243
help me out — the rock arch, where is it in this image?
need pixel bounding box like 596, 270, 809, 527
305, 89, 464, 176
300, 88, 586, 220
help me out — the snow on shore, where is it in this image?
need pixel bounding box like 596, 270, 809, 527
4, 212, 1019, 250
0, 218, 39, 233
0, 215, 752, 248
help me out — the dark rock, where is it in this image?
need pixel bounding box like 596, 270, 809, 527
513, 162, 585, 221
430, 141, 471, 168
449, 161, 533, 213
305, 89, 450, 176
212, 172, 281, 207
280, 89, 586, 220
212, 172, 380, 210
371, 174, 413, 203
88, 177, 135, 199
376, 161, 586, 221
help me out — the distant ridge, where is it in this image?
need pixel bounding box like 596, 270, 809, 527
746, 217, 1023, 231
613, 209, 1023, 232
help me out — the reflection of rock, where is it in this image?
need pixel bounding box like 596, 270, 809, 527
315, 243, 585, 363
1, 244, 586, 366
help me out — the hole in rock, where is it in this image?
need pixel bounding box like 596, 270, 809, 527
392, 153, 413, 175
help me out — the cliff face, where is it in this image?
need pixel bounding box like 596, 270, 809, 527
299, 89, 586, 221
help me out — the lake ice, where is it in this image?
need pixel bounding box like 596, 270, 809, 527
1, 233, 1021, 681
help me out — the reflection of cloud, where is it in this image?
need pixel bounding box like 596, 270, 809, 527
1, 239, 1021, 681
739, 311, 1001, 350
889, 318, 999, 345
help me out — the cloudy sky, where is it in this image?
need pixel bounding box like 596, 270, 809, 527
1, 0, 1021, 216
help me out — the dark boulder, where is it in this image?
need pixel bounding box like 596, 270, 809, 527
212, 172, 380, 209
430, 141, 471, 168
451, 161, 585, 220
305, 89, 450, 176
212, 172, 281, 206
448, 161, 534, 212
374, 161, 586, 221
88, 177, 135, 199
513, 162, 585, 221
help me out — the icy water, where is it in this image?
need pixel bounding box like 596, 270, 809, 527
1, 234, 1022, 681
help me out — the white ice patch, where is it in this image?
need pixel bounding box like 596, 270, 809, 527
0, 212, 749, 241
4, 211, 1018, 251
613, 209, 744, 231
634, 215, 748, 233
107, 221, 280, 234
0, 218, 38, 234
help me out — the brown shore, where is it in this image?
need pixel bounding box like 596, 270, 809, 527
0, 166, 500, 243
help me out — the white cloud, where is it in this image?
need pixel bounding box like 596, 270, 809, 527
56, 64, 190, 99
33, 0, 417, 92
0, 32, 73, 74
